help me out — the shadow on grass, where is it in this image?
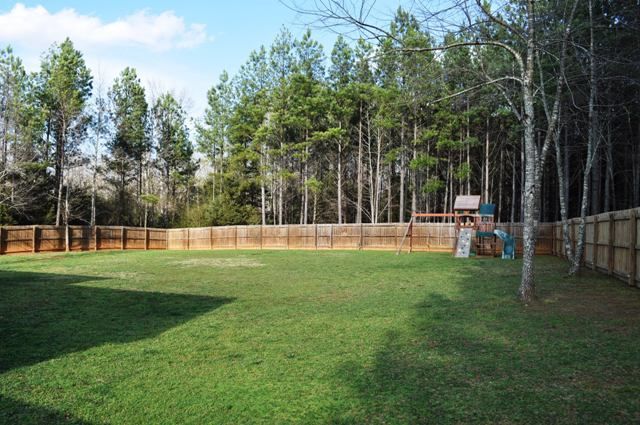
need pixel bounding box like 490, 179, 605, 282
0, 270, 233, 373
0, 395, 98, 425
332, 260, 640, 424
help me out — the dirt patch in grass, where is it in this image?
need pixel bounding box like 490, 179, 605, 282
170, 257, 265, 268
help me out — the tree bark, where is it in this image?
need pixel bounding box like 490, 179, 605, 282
518, 0, 538, 303
356, 102, 363, 223
569, 0, 598, 275
55, 117, 67, 226
484, 116, 490, 203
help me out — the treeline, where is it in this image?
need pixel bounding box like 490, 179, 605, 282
0, 1, 638, 229
0, 40, 195, 227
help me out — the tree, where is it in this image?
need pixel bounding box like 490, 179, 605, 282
153, 93, 195, 225
107, 67, 149, 225
197, 70, 233, 204
41, 38, 92, 226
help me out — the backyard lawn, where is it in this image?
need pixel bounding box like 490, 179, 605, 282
1, 250, 639, 424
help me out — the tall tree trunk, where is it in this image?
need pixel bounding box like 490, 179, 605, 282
518, 0, 539, 303
91, 128, 98, 227
443, 156, 449, 215
520, 136, 525, 223
337, 139, 343, 224
138, 160, 143, 226
466, 99, 471, 195
591, 143, 601, 215
399, 118, 406, 222
555, 123, 574, 261
498, 148, 503, 222
367, 116, 375, 221
303, 142, 309, 225
374, 128, 382, 224
412, 120, 419, 215
260, 145, 267, 225
604, 121, 613, 212
387, 163, 392, 223
510, 150, 516, 223
356, 102, 363, 223
569, 0, 598, 275
484, 116, 490, 203
55, 119, 67, 226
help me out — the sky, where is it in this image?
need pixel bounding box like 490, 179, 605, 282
0, 0, 405, 118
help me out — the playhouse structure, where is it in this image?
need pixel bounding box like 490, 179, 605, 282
397, 195, 514, 259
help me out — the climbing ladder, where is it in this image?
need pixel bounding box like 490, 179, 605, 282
455, 228, 473, 258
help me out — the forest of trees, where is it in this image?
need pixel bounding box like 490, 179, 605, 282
0, 1, 638, 235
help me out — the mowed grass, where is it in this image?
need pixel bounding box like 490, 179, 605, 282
1, 250, 640, 424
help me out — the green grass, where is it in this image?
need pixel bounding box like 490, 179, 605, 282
1, 250, 639, 424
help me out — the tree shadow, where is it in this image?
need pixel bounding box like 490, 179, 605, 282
0, 270, 233, 373
331, 261, 640, 424
0, 395, 98, 425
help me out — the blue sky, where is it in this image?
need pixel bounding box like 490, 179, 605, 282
0, 1, 404, 117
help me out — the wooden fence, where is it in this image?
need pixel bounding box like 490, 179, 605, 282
550, 207, 640, 287
0, 225, 167, 254
1, 209, 637, 288
0, 222, 553, 256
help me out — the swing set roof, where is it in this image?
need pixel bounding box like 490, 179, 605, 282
453, 195, 481, 211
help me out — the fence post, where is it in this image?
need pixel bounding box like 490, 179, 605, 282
94, 226, 99, 251
315, 223, 318, 250
592, 216, 599, 270
629, 209, 637, 286
234, 226, 238, 250
359, 222, 364, 250
32, 225, 37, 253
121, 226, 125, 250
145, 227, 149, 251
209, 227, 213, 250
186, 228, 190, 251
0, 226, 4, 255
65, 225, 70, 252
329, 224, 333, 249
286, 225, 290, 250
608, 213, 615, 276
260, 225, 263, 250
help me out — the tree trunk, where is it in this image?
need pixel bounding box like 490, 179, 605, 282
412, 120, 419, 215
604, 121, 612, 212
518, 0, 538, 303
303, 138, 309, 225
510, 151, 516, 223
337, 140, 343, 224
261, 145, 267, 225
55, 119, 67, 226
466, 99, 471, 195
387, 163, 392, 223
498, 148, 503, 222
569, 0, 598, 275
555, 123, 574, 260
399, 118, 406, 222
356, 102, 363, 223
484, 116, 490, 203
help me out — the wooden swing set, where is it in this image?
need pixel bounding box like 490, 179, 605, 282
396, 196, 498, 256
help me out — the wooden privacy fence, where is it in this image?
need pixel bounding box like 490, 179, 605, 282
549, 207, 640, 287
0, 222, 553, 255
1, 209, 637, 287
0, 225, 167, 254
